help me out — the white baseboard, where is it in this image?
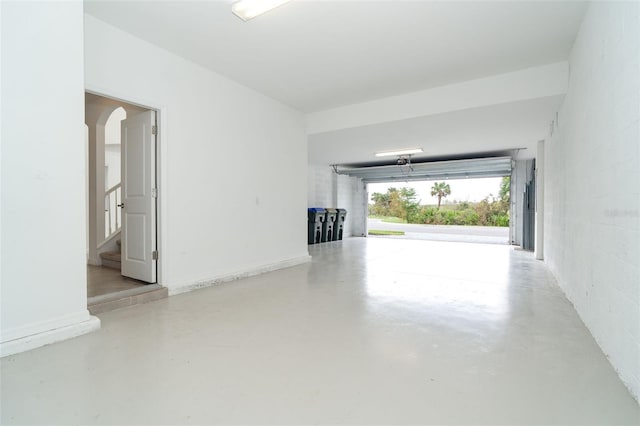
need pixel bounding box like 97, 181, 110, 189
0, 316, 101, 358
1, 310, 92, 343
168, 254, 312, 296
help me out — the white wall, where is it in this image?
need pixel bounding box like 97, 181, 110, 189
544, 2, 640, 400
84, 15, 309, 293
307, 165, 366, 238
104, 145, 120, 190
1, 1, 3, 316
104, 106, 125, 190
307, 62, 569, 135
534, 140, 544, 260
307, 165, 336, 208
337, 175, 366, 237
104, 106, 125, 145
1, 2, 99, 354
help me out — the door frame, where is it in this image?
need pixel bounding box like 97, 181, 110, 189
85, 86, 166, 288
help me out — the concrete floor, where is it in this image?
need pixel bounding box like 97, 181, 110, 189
2, 238, 638, 425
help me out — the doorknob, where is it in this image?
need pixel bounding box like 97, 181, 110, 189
117, 203, 125, 208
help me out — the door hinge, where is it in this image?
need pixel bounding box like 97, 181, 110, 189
152, 250, 158, 260
152, 125, 157, 135
151, 188, 158, 198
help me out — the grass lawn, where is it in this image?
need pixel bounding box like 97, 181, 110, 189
367, 215, 407, 224
368, 229, 405, 236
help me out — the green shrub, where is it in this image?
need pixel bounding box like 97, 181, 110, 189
442, 210, 457, 225
495, 214, 509, 227
373, 182, 510, 227
458, 209, 480, 226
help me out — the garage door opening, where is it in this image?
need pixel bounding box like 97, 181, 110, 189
333, 155, 536, 249
367, 176, 510, 245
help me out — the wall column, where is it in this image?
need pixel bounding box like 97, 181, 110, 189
535, 140, 545, 260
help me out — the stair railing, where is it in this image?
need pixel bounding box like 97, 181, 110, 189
104, 183, 122, 239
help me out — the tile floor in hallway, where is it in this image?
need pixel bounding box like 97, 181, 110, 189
1, 238, 639, 425
87, 265, 147, 298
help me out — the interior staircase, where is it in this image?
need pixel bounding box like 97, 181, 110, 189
91, 238, 168, 315
100, 239, 121, 270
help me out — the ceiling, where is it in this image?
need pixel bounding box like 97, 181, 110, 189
308, 95, 564, 165
84, 0, 587, 113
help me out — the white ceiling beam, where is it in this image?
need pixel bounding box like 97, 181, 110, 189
306, 62, 568, 135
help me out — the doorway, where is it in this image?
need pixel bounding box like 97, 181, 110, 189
84, 92, 163, 312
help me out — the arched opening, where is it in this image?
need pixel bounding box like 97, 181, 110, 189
104, 106, 126, 239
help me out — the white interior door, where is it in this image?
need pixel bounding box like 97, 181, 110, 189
121, 110, 157, 283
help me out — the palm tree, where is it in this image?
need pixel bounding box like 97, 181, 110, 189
430, 182, 451, 209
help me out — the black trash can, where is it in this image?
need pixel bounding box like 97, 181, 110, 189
322, 208, 338, 242
307, 208, 326, 245
333, 209, 347, 241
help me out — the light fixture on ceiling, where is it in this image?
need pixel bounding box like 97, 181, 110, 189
232, 0, 293, 21
375, 148, 423, 157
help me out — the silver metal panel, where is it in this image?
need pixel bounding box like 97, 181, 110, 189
336, 156, 512, 183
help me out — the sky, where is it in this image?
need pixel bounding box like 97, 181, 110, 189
367, 177, 504, 205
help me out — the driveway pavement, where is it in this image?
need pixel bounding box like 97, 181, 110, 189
367, 218, 510, 245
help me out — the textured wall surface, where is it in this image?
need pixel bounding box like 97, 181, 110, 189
308, 166, 365, 238
544, 2, 640, 400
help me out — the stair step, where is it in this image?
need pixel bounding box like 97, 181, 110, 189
100, 251, 121, 270
88, 285, 168, 315
100, 251, 121, 261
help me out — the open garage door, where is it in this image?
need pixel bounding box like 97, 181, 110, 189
334, 156, 512, 183
334, 156, 514, 245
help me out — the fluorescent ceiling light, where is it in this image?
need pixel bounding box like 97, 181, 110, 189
375, 148, 423, 157
232, 0, 292, 21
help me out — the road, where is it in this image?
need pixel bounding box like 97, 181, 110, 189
367, 218, 509, 245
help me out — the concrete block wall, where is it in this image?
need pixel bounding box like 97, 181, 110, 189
337, 175, 366, 237
307, 165, 366, 238
307, 165, 336, 208
544, 2, 640, 400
